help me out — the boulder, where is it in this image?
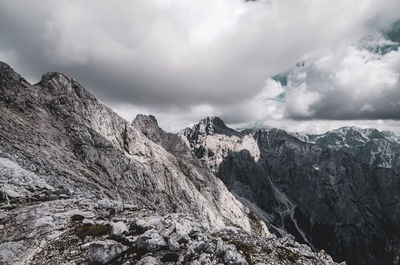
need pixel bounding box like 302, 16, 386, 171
88, 240, 127, 265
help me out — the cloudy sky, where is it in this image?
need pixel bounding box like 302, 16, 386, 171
1, 0, 400, 133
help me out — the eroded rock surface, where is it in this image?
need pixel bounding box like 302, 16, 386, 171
0, 62, 339, 264
183, 116, 400, 265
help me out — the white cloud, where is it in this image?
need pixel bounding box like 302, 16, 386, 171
282, 44, 400, 120
286, 83, 321, 117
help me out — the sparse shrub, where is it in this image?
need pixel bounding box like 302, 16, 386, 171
74, 223, 111, 239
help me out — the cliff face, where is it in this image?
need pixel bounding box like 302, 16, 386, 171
0, 62, 259, 231
183, 117, 400, 265
0, 62, 340, 264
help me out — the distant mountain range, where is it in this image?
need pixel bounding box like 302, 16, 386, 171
291, 126, 400, 171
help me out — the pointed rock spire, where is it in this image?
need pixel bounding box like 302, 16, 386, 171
194, 116, 241, 137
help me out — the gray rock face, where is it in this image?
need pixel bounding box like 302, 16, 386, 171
0, 62, 338, 264
88, 240, 128, 264
0, 62, 260, 232
183, 117, 400, 265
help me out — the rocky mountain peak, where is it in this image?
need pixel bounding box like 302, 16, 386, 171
132, 114, 159, 130
0, 61, 29, 86
37, 71, 96, 102
199, 116, 225, 126
193, 116, 241, 137
331, 126, 382, 139
40, 71, 70, 82
183, 116, 400, 265
0, 61, 17, 76
131, 114, 163, 144
382, 130, 400, 142
294, 125, 400, 171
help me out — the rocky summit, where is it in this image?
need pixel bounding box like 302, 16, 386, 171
0, 61, 341, 264
182, 117, 400, 265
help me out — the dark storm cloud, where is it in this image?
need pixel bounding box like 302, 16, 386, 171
1, 0, 400, 132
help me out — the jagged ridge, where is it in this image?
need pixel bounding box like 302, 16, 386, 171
0, 62, 340, 264
182, 117, 400, 265
292, 126, 400, 171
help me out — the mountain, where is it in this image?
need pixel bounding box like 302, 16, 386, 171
182, 117, 400, 265
0, 62, 339, 265
293, 126, 400, 171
